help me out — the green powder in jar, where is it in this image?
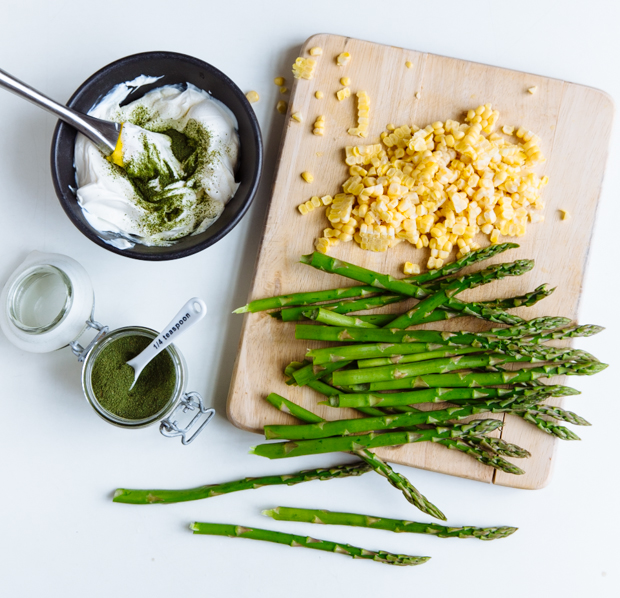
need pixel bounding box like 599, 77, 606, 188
91, 335, 176, 420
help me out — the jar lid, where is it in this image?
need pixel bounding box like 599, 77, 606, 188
0, 251, 94, 353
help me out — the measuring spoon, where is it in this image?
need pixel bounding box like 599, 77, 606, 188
127, 297, 207, 390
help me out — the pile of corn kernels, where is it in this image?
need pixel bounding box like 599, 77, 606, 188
310, 104, 548, 269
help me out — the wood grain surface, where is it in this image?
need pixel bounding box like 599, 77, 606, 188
227, 34, 614, 489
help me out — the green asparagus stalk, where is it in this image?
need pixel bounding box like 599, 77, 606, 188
254, 420, 503, 459
387, 260, 534, 329
332, 348, 591, 387
514, 405, 591, 426
112, 462, 372, 505
233, 285, 380, 313
302, 307, 379, 328
275, 294, 404, 322
437, 437, 527, 475
292, 360, 353, 387
357, 346, 487, 368
479, 284, 554, 309
263, 506, 518, 540
323, 385, 577, 409
513, 411, 582, 440
296, 316, 572, 345
308, 342, 454, 366
465, 436, 532, 458
403, 242, 519, 284
367, 361, 607, 392
264, 393, 446, 520
190, 522, 430, 566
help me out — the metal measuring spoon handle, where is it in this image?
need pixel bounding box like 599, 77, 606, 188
0, 66, 120, 155
127, 297, 207, 389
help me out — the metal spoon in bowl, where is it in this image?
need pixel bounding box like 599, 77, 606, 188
127, 297, 207, 390
0, 66, 124, 161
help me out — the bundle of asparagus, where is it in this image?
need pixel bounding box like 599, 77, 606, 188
234, 243, 606, 520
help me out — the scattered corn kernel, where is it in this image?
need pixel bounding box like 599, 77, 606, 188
301, 171, 314, 183
298, 203, 309, 215
405, 61, 413, 69
336, 52, 351, 66
559, 209, 570, 220
315, 91, 324, 99
274, 77, 285, 86
502, 125, 514, 135
276, 100, 287, 114
528, 86, 538, 94
321, 195, 333, 205
414, 91, 421, 99
309, 47, 323, 56
313, 115, 326, 136
292, 57, 317, 80
311, 196, 322, 208
348, 91, 371, 138
340, 77, 350, 86
403, 261, 421, 275
291, 111, 303, 123
279, 86, 288, 94
336, 87, 351, 101
245, 90, 259, 103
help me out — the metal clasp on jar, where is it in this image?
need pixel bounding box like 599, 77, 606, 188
159, 391, 215, 445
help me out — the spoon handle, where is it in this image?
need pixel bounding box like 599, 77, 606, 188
0, 67, 119, 154
127, 298, 207, 375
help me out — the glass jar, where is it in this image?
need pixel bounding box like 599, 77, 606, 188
0, 251, 214, 444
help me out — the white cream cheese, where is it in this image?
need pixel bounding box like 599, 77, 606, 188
74, 76, 240, 249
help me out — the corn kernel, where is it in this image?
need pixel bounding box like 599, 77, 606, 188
502, 125, 514, 135
321, 195, 333, 205
310, 196, 322, 208
301, 171, 314, 183
292, 57, 317, 80
279, 86, 288, 94
403, 261, 421, 275
309, 47, 323, 56
276, 100, 287, 114
298, 203, 309, 215
336, 52, 351, 66
336, 87, 351, 101
274, 77, 285, 86
340, 77, 350, 86
245, 90, 259, 103
291, 111, 303, 123
405, 61, 413, 69
559, 209, 570, 220
414, 91, 421, 100
528, 86, 538, 94
315, 91, 324, 100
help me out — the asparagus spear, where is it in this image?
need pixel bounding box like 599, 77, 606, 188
254, 420, 503, 459
387, 260, 534, 329
275, 294, 404, 322
437, 437, 527, 475
302, 307, 379, 328
263, 506, 518, 540
264, 393, 446, 520
464, 435, 532, 458
513, 411, 582, 440
190, 522, 430, 566
112, 462, 372, 505
292, 360, 353, 387
233, 286, 380, 313
368, 362, 607, 392
333, 348, 594, 386
323, 385, 577, 409
295, 316, 572, 344
479, 284, 554, 309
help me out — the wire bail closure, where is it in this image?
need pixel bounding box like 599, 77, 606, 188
159, 391, 215, 444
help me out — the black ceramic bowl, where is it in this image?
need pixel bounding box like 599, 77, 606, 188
51, 51, 262, 260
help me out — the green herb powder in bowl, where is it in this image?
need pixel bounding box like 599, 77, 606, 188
91, 335, 176, 420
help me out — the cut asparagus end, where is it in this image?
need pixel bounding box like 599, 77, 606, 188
300, 254, 312, 264
233, 305, 250, 314
112, 489, 127, 501
189, 522, 199, 532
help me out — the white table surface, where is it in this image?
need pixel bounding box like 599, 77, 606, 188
0, 1, 618, 596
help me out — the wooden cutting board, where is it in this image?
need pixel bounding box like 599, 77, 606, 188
227, 34, 613, 489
